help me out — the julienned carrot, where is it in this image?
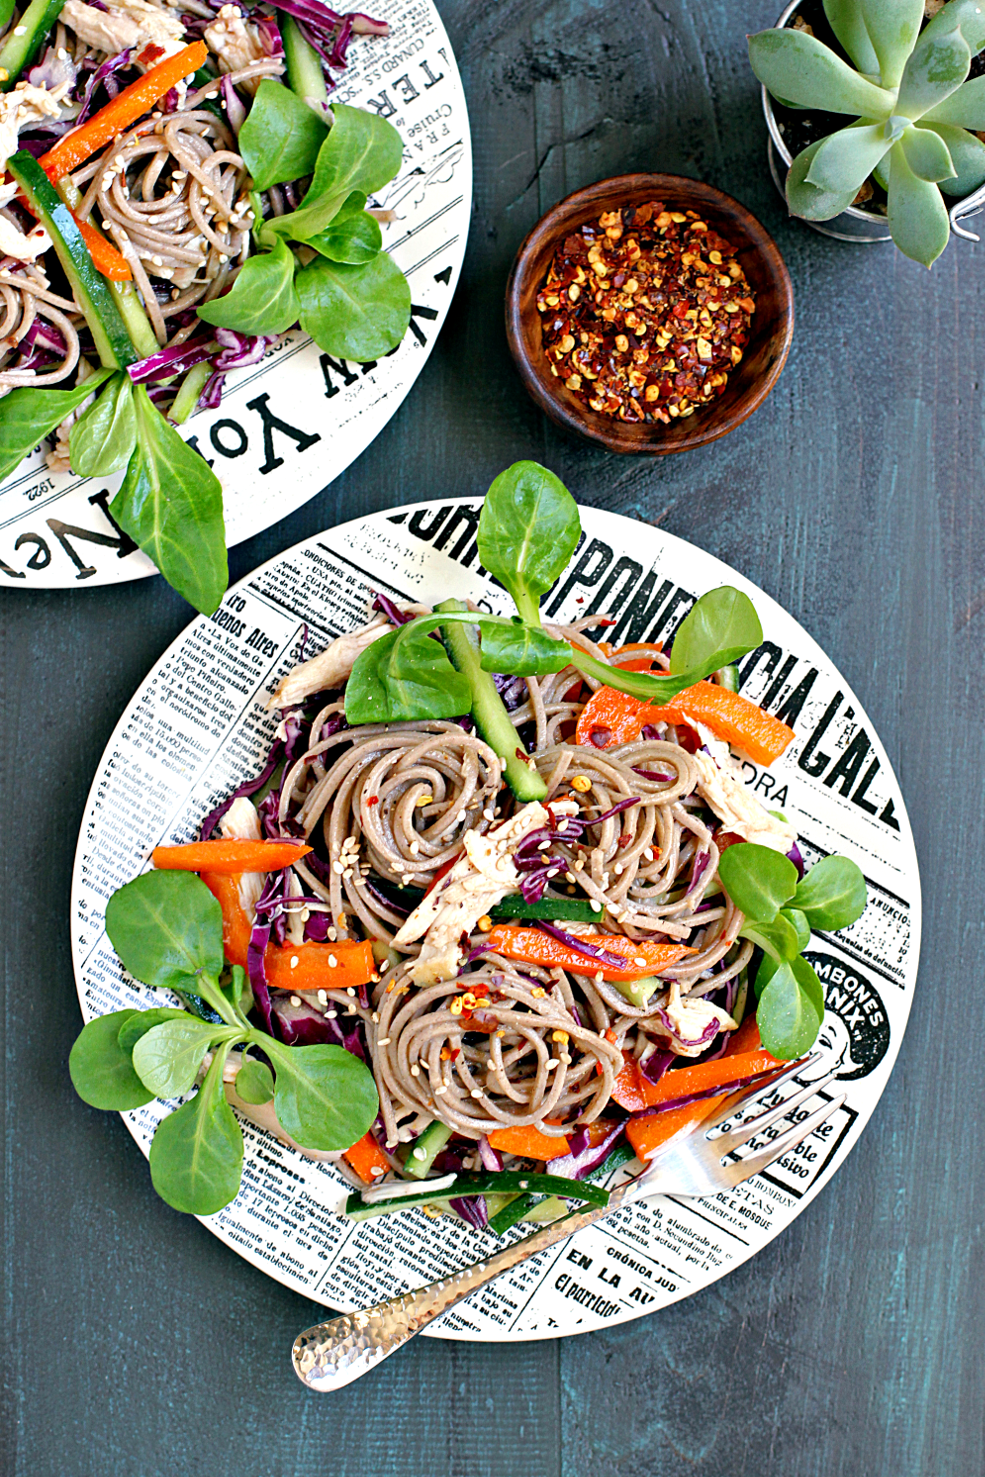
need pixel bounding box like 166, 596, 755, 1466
39, 42, 208, 180
200, 872, 252, 963
344, 1132, 392, 1184
17, 194, 132, 279
626, 1097, 728, 1162
263, 939, 375, 993
75, 218, 132, 279
575, 680, 794, 767
152, 838, 312, 874
612, 1014, 782, 1113
574, 687, 651, 749
483, 924, 694, 981
487, 1124, 571, 1160
637, 681, 794, 767
200, 870, 377, 991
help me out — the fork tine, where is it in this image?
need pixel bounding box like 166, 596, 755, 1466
719, 1095, 847, 1187
699, 1052, 820, 1133
713, 1069, 840, 1156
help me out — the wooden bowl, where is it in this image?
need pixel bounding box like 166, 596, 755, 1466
505, 174, 794, 455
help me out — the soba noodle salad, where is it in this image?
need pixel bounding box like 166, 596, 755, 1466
0, 1, 407, 610
71, 463, 867, 1232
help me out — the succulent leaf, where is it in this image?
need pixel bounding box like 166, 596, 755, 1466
822, 0, 879, 78
887, 139, 952, 264
900, 122, 957, 181
859, 0, 924, 89
921, 0, 985, 57
786, 138, 860, 221
917, 121, 985, 195
804, 121, 893, 195
748, 29, 896, 117
922, 73, 985, 128
897, 24, 971, 119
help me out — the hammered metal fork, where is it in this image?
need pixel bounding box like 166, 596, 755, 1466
293, 1058, 844, 1390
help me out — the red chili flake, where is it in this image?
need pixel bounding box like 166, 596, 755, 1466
366, 795, 379, 806
617, 834, 632, 848
536, 203, 755, 425
138, 42, 165, 64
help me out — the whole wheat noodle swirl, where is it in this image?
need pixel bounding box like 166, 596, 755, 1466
370, 959, 624, 1147
278, 715, 503, 942
0, 257, 81, 391
72, 63, 281, 343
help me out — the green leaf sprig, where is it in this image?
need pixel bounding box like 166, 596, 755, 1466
344, 460, 765, 725
69, 871, 379, 1217
199, 94, 410, 361
717, 844, 867, 1059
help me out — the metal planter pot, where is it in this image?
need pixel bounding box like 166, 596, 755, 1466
762, 0, 985, 247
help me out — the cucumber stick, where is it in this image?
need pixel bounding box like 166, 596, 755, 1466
0, 0, 64, 87
8, 152, 137, 369
54, 175, 160, 360
280, 12, 328, 105
400, 1119, 452, 1179
435, 599, 547, 802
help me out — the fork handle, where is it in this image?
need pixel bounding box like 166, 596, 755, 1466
292, 1181, 639, 1390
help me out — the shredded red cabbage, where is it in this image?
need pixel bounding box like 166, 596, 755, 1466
547, 1121, 625, 1180
787, 841, 805, 878
632, 1062, 782, 1120
653, 1011, 721, 1051
371, 592, 416, 626
639, 1049, 675, 1086
127, 335, 216, 383
536, 921, 628, 972
477, 1136, 503, 1172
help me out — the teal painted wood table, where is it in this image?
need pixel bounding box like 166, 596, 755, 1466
3, 2, 983, 1473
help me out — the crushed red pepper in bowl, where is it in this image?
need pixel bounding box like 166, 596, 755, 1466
536, 203, 755, 425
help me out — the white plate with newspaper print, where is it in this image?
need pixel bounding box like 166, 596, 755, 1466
71, 499, 920, 1340
0, 0, 470, 590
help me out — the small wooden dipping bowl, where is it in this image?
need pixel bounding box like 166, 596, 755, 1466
505, 174, 794, 455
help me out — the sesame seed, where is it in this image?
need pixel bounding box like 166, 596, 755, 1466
377, 1037, 391, 1046
290, 956, 299, 969
345, 984, 354, 994
317, 989, 328, 1004
470, 1088, 483, 1098
591, 900, 603, 911
435, 1085, 448, 1096
410, 1064, 420, 1076
290, 994, 301, 1006
370, 1165, 386, 1177
326, 1009, 338, 1018
560, 1052, 572, 1065
413, 1146, 427, 1160
371, 1010, 380, 1022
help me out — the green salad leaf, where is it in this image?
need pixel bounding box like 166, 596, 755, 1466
307, 190, 382, 264
238, 77, 328, 191
0, 369, 112, 483
111, 385, 227, 616
296, 251, 410, 361
69, 370, 137, 478
477, 461, 581, 626
266, 1040, 379, 1152
197, 240, 300, 337
148, 1044, 244, 1215
69, 1011, 155, 1110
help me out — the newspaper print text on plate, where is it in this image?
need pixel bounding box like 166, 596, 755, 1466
0, 0, 471, 590
71, 501, 920, 1341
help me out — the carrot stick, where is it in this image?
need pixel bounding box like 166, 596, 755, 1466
75, 217, 132, 279
575, 680, 794, 767
637, 681, 795, 768
262, 939, 375, 993
200, 871, 253, 964
343, 1132, 392, 1185
612, 1014, 782, 1112
152, 838, 312, 874
39, 42, 208, 180
199, 869, 376, 991
626, 1097, 728, 1161
484, 924, 694, 980
486, 1124, 571, 1160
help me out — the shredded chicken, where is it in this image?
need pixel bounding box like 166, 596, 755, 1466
0, 214, 51, 262
0, 81, 71, 173
204, 5, 269, 89
393, 800, 579, 984
60, 0, 184, 62
268, 605, 429, 709
218, 796, 264, 918
690, 747, 797, 852
654, 981, 737, 1059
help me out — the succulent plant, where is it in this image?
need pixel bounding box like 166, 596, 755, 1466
749, 0, 985, 265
